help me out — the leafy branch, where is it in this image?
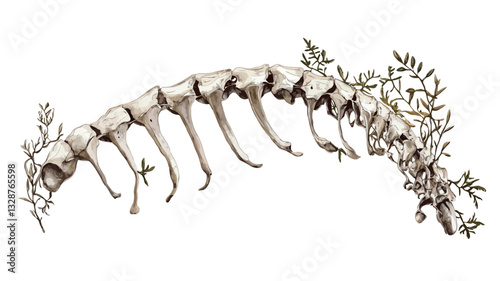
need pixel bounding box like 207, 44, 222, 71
379, 66, 404, 117
449, 170, 486, 209
301, 38, 334, 77
301, 38, 380, 95
456, 211, 484, 239
449, 170, 486, 239
380, 51, 453, 161
138, 158, 155, 186
381, 52, 485, 238
20, 103, 63, 233
299, 39, 487, 238
337, 65, 379, 94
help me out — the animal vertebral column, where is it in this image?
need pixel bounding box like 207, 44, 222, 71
40, 64, 458, 235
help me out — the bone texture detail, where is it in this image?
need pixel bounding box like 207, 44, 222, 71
40, 64, 458, 235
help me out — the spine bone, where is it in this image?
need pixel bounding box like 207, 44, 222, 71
39, 64, 457, 235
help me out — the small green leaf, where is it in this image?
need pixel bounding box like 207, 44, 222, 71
337, 65, 344, 78
393, 50, 402, 62
406, 88, 415, 94
338, 148, 346, 163
442, 141, 450, 151
402, 110, 420, 116
420, 98, 429, 111
434, 104, 446, 111
411, 56, 415, 68
444, 125, 454, 133
436, 87, 447, 96
19, 197, 32, 203
424, 90, 435, 98
425, 69, 435, 79
434, 74, 439, 85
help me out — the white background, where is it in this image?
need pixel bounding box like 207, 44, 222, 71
1, 0, 499, 280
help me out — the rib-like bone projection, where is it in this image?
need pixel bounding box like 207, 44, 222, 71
66, 125, 121, 199
124, 86, 180, 201
234, 65, 302, 157
40, 64, 458, 235
355, 90, 383, 156
331, 79, 361, 159
195, 69, 262, 168
301, 72, 339, 154
161, 76, 213, 192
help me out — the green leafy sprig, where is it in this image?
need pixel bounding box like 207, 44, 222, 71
301, 38, 335, 77
301, 38, 380, 96
381, 52, 486, 238
379, 52, 486, 238
138, 158, 155, 186
456, 211, 484, 239
337, 66, 379, 94
299, 39, 486, 238
449, 170, 486, 209
449, 170, 486, 238
380, 51, 453, 162
20, 103, 63, 233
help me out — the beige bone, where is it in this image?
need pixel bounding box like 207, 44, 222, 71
123, 86, 180, 202
38, 64, 458, 235
161, 76, 212, 191
301, 71, 338, 153
195, 69, 262, 168
66, 125, 121, 198
233, 65, 301, 156
330, 79, 360, 159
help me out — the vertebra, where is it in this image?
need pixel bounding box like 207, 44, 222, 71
40, 64, 458, 235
